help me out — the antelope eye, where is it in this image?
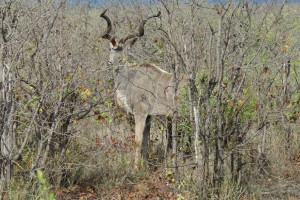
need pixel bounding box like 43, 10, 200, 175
115, 46, 123, 51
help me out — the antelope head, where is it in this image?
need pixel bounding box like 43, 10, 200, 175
100, 8, 161, 65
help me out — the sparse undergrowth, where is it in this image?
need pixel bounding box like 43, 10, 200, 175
49, 120, 300, 200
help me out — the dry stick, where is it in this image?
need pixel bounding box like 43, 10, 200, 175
13, 85, 48, 161
214, 8, 225, 189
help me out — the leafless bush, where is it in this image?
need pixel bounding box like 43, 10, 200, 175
0, 0, 111, 197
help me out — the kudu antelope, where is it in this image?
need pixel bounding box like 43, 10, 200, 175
100, 9, 186, 169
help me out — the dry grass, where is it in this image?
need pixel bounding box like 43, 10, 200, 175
48, 117, 300, 199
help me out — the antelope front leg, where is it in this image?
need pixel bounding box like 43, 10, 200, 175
141, 116, 151, 161
134, 114, 148, 170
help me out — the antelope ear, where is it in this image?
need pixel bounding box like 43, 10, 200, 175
110, 38, 118, 48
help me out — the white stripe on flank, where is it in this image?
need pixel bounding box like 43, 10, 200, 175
154, 66, 170, 74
